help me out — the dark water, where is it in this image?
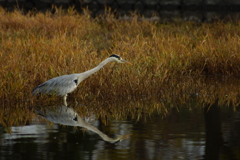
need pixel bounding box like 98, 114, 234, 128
0, 101, 239, 160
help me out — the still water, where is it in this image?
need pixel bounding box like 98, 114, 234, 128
0, 100, 239, 160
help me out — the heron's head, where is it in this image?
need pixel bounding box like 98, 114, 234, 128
109, 54, 132, 65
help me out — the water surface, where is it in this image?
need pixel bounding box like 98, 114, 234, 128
0, 100, 239, 160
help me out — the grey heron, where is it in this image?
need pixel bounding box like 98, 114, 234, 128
32, 54, 131, 102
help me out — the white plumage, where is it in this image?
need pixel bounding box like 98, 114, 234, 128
32, 54, 131, 102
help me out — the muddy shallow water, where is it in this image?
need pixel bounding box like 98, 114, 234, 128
0, 100, 239, 160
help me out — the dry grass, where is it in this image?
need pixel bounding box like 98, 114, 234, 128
1, 8, 240, 110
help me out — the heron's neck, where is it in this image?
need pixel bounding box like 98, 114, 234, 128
80, 58, 113, 80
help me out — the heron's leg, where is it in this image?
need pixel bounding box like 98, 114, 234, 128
63, 95, 68, 106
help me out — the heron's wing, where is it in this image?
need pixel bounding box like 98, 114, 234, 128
32, 74, 79, 96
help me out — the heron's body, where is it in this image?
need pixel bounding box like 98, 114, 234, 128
32, 74, 81, 96
32, 55, 131, 102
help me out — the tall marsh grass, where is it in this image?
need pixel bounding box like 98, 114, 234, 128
1, 8, 240, 107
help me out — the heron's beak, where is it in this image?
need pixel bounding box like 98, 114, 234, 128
121, 59, 132, 65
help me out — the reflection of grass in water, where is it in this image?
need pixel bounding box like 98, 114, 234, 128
0, 104, 35, 133
1, 8, 240, 108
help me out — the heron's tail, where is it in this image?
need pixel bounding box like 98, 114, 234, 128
32, 83, 46, 96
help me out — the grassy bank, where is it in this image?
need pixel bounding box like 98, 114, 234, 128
1, 8, 240, 106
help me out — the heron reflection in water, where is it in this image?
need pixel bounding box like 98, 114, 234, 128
35, 104, 131, 144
